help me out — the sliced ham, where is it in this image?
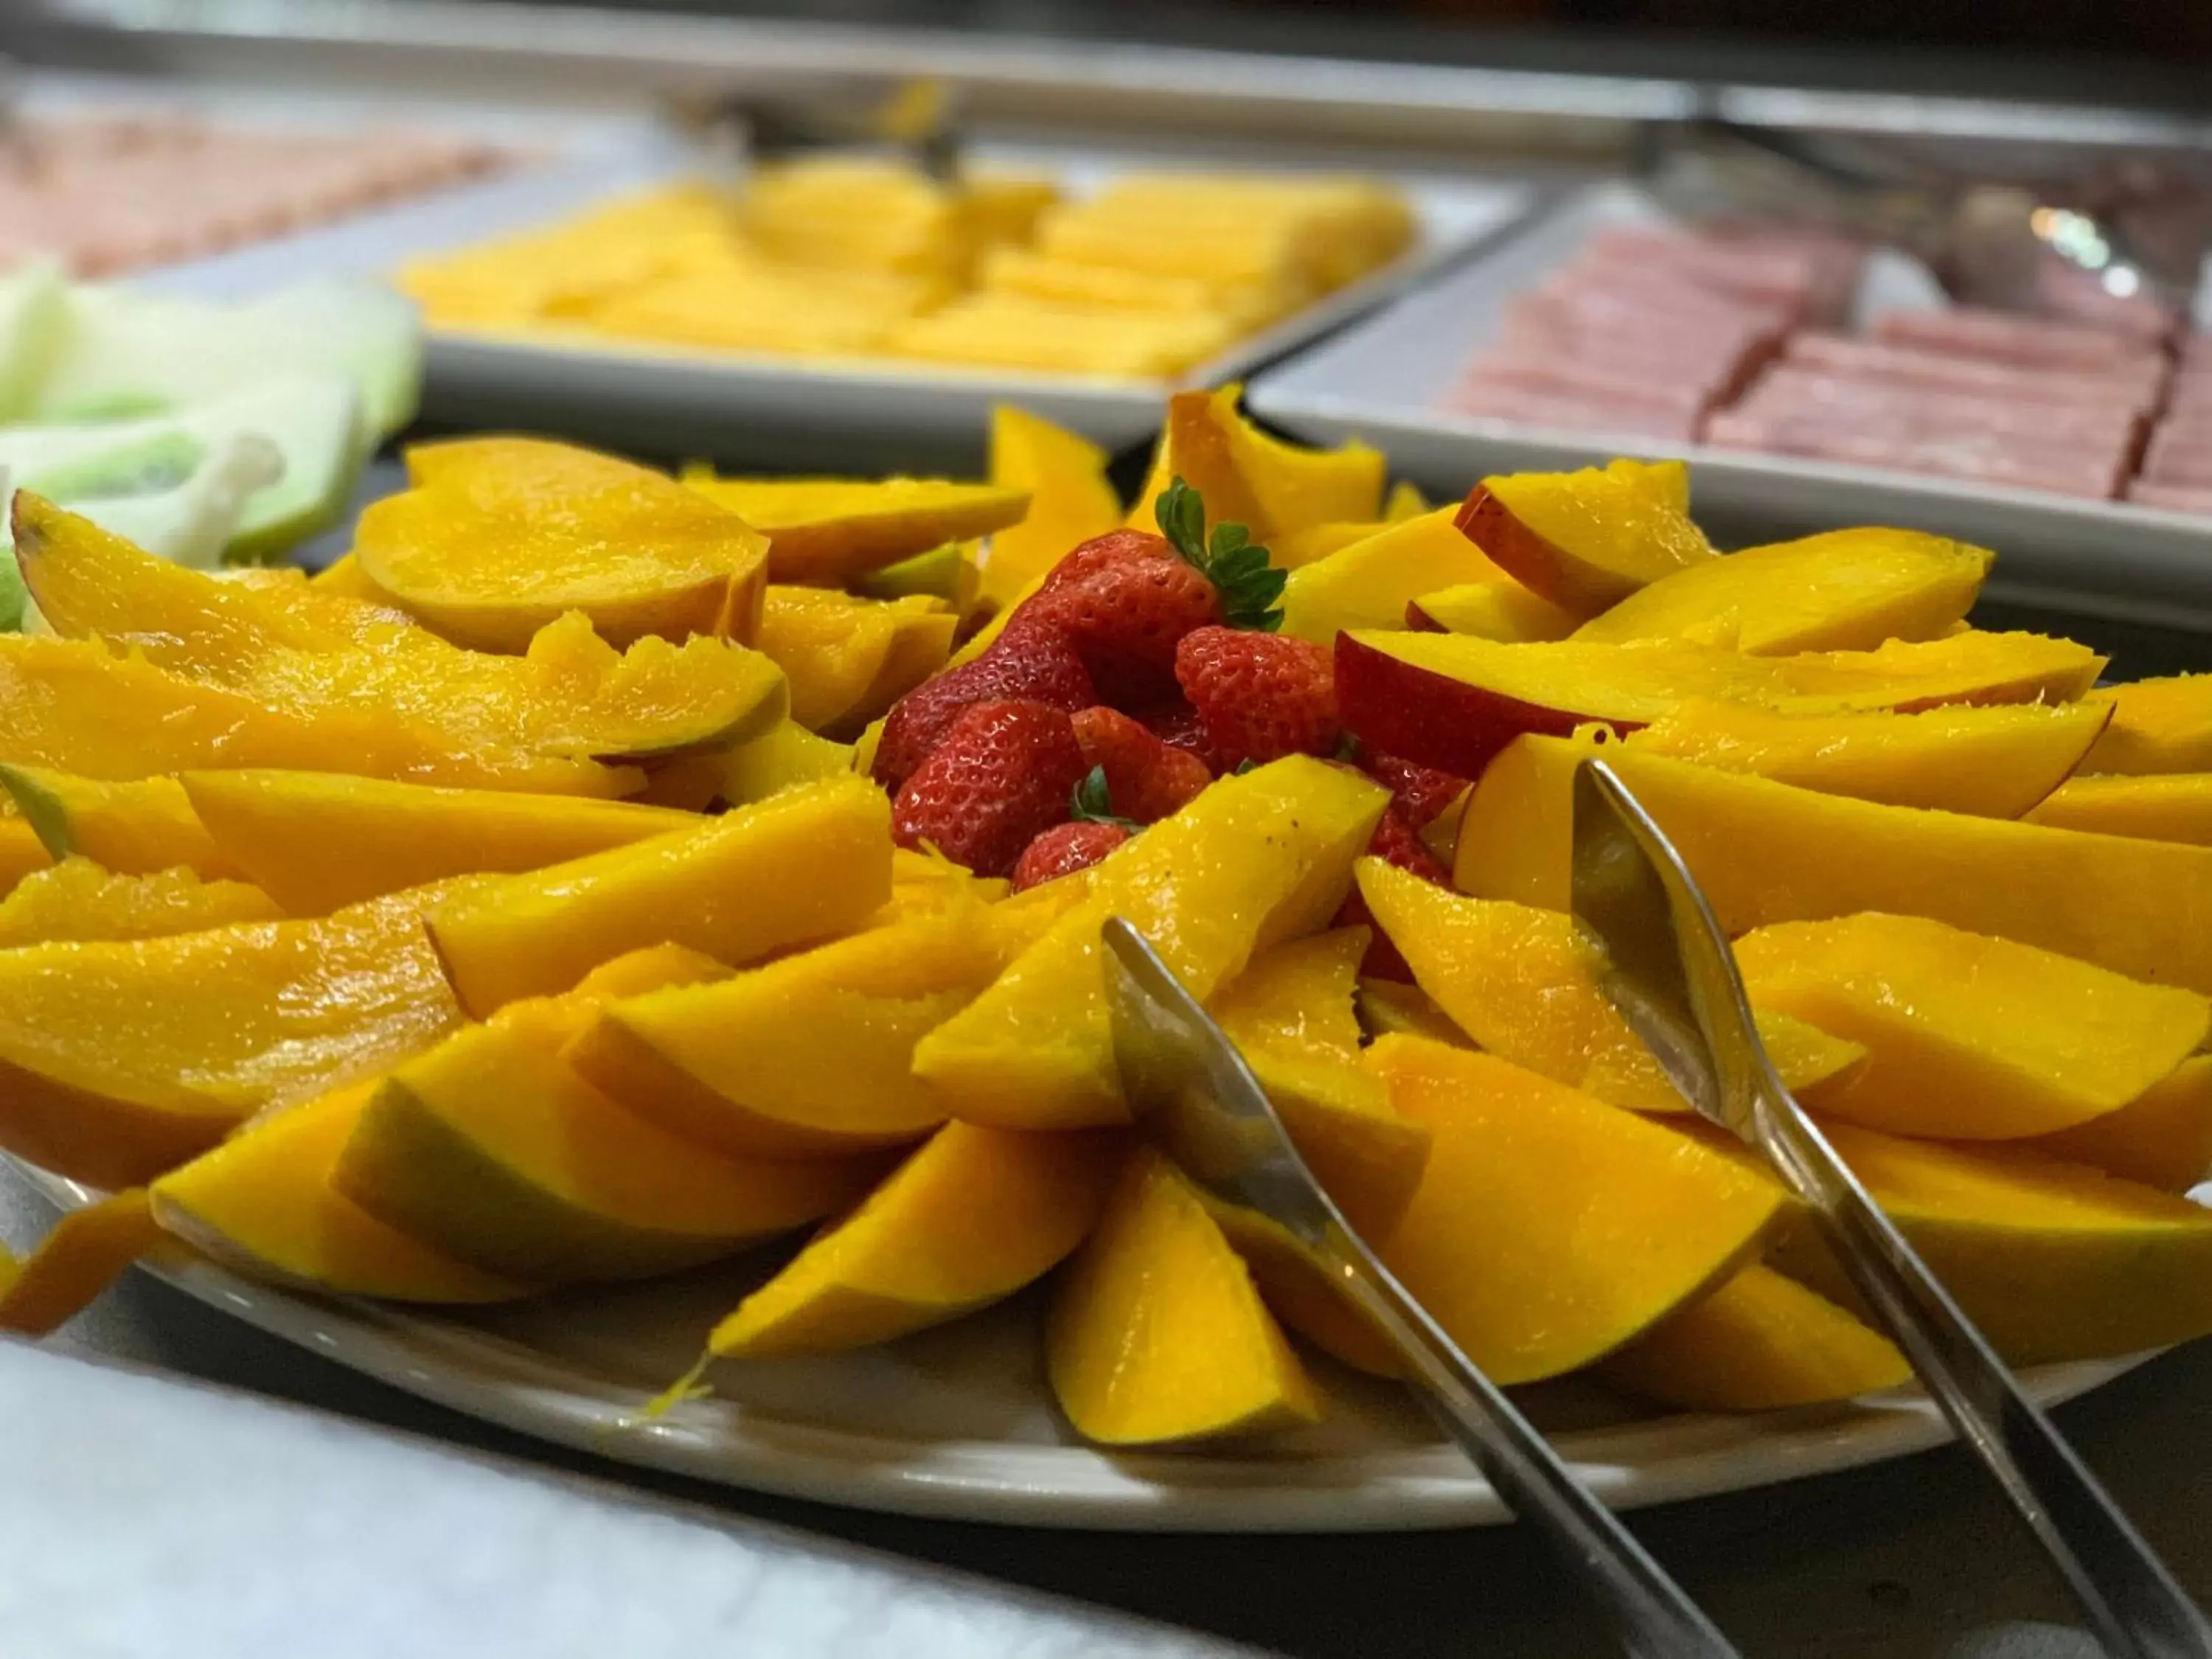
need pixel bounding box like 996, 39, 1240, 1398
1782, 333, 2161, 413
1703, 408, 2128, 498
1442, 381, 1701, 442
1873, 305, 2167, 376
2129, 480, 2212, 515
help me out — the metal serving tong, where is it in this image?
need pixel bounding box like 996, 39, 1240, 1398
1571, 759, 2212, 1659
1101, 917, 1744, 1659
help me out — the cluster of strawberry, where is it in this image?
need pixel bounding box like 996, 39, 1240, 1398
871, 479, 1463, 969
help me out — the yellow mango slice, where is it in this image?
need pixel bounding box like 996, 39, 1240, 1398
358, 438, 769, 653
1046, 1147, 1323, 1446
1571, 527, 1991, 654
0, 815, 51, 897
681, 470, 1029, 585
711, 1123, 1119, 1357
2032, 1056, 2212, 1193
1623, 699, 2111, 818
1209, 928, 1430, 1237
338, 997, 878, 1283
719, 720, 855, 807
755, 586, 954, 732
1271, 521, 1385, 569
0, 765, 235, 879
1600, 1265, 1910, 1411
1357, 860, 1864, 1113
1280, 508, 1539, 644
181, 770, 695, 916
1774, 1124, 2212, 1365
0, 882, 465, 1189
2081, 675, 2212, 774
1738, 914, 2209, 1139
150, 1083, 532, 1303
1354, 978, 1470, 1047
1406, 578, 1582, 643
913, 756, 1388, 1129
0, 1189, 163, 1337
0, 858, 279, 947
1457, 737, 2212, 994
2027, 773, 2212, 844
1127, 385, 1384, 540
429, 776, 891, 1017
981, 406, 1122, 608
0, 633, 634, 797
1343, 1039, 1784, 1382
567, 902, 1054, 1158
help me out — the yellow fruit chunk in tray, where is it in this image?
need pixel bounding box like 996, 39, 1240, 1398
0, 858, 277, 947
2026, 772, 2212, 844
681, 470, 1029, 586
2081, 673, 2212, 774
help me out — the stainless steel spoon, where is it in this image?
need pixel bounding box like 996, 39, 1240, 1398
1569, 757, 2212, 1659
1100, 915, 1743, 1659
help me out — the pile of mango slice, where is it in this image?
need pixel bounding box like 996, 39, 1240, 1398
396, 161, 1414, 380
4, 392, 2212, 1457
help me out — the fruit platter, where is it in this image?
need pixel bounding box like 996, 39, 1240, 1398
1, 387, 2211, 1529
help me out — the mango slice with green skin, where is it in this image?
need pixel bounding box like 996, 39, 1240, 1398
0, 765, 236, 878
430, 775, 892, 1018
1406, 578, 1579, 643
1458, 735, 2212, 995
0, 632, 636, 797
181, 769, 695, 917
16, 492, 788, 767
912, 756, 1388, 1130
0, 858, 279, 947
850, 540, 977, 608
1047, 1147, 1323, 1447
1125, 385, 1384, 542
1570, 527, 1992, 654
1280, 507, 1534, 644
2080, 675, 2212, 775
1622, 698, 2111, 818
1737, 914, 2210, 1140
0, 881, 466, 1189
755, 586, 954, 733
981, 406, 1122, 609
712, 1123, 1120, 1358
1338, 1038, 1785, 1383
1599, 1265, 1910, 1411
0, 1189, 164, 1338
359, 437, 769, 653
2026, 772, 2212, 844
718, 720, 855, 808
2031, 1055, 2212, 1193
1356, 860, 1864, 1114
1773, 1124, 2212, 1366
1209, 928, 1430, 1238
0, 815, 51, 897
568, 893, 1068, 1160
151, 1082, 532, 1304
682, 469, 1030, 585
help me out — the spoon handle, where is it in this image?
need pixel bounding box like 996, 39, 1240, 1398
1323, 1221, 1742, 1659
1748, 1093, 2212, 1659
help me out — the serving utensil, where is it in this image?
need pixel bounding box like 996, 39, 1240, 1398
1100, 916, 1742, 1659
1568, 757, 2212, 1659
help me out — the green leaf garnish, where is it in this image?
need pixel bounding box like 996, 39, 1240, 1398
1070, 765, 1139, 828
1152, 475, 1284, 633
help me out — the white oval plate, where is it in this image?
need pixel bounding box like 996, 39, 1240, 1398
27, 1164, 2154, 1531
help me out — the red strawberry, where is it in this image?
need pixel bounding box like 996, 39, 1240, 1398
1337, 800, 1450, 982
1174, 625, 1340, 771
1071, 706, 1213, 822
1018, 532, 1222, 708
1011, 819, 1130, 891
1363, 751, 1468, 830
1136, 700, 1222, 774
872, 617, 1094, 790
1032, 529, 1175, 598
891, 699, 1088, 878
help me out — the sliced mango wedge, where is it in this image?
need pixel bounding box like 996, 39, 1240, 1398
2081, 675, 2212, 774
0, 765, 236, 878
719, 720, 855, 807
181, 770, 695, 916
1047, 1147, 1323, 1446
1622, 699, 2110, 818
1406, 577, 1581, 643
1457, 737, 2212, 994
712, 1123, 1119, 1357
1125, 384, 1384, 540
0, 858, 279, 947
429, 775, 891, 1017
2031, 1055, 2212, 1193
683, 470, 1030, 585
982, 406, 1123, 607
2027, 773, 2212, 844
1357, 860, 1863, 1113
1600, 1265, 1910, 1411
0, 815, 51, 897
913, 756, 1388, 1129
1279, 507, 1528, 643
1458, 465, 1717, 616
0, 1189, 164, 1338
755, 585, 954, 732
1774, 1124, 2212, 1365
1737, 914, 2209, 1139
